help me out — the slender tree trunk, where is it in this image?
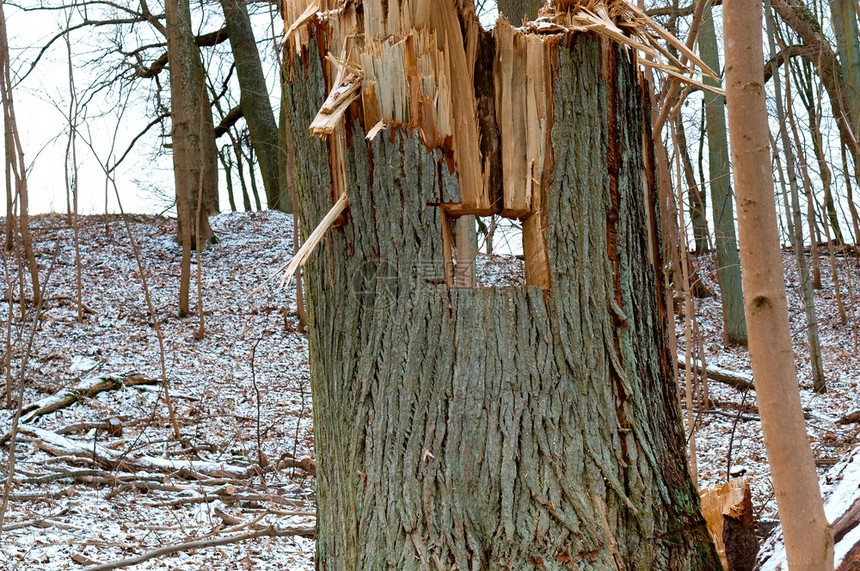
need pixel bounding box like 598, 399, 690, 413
767, 4, 827, 393
790, 102, 847, 329
229, 132, 253, 211
454, 215, 477, 286
219, 146, 238, 212
166, 0, 215, 315
770, 0, 860, 166
841, 143, 860, 246
830, 0, 860, 146
0, 0, 39, 307
675, 116, 708, 255
671, 120, 698, 484
246, 145, 263, 211
220, 0, 280, 209
802, 96, 848, 325
283, 5, 717, 568
792, 58, 845, 244
726, 2, 834, 569
806, 167, 823, 289
698, 4, 747, 346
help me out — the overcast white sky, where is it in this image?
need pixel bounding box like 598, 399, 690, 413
5, 0, 285, 217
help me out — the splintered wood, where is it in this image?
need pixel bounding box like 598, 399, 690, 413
494, 20, 550, 219
283, 0, 716, 288
700, 478, 758, 571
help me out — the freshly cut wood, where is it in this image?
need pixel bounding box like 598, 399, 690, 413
19, 374, 158, 423
677, 356, 755, 390
290, 0, 718, 227
700, 478, 758, 571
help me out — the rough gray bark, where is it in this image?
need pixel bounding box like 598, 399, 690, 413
497, 0, 543, 23
699, 5, 748, 346
219, 0, 280, 210
283, 29, 718, 569
166, 0, 216, 315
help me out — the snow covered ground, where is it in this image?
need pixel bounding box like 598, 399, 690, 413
0, 212, 316, 570
683, 251, 860, 522
1, 211, 858, 568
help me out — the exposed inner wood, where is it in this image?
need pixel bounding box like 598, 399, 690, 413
699, 478, 758, 571
286, 0, 709, 290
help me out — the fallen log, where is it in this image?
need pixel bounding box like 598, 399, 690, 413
678, 356, 755, 391
18, 425, 256, 479
19, 373, 158, 423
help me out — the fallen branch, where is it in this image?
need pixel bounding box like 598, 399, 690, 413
19, 426, 257, 478
151, 493, 304, 509
82, 525, 316, 571
276, 457, 316, 476
694, 408, 760, 422
46, 295, 96, 314
19, 373, 158, 423
677, 357, 754, 391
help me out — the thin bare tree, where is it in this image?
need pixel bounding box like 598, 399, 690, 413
725, 0, 834, 568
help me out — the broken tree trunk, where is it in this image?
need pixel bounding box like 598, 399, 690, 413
700, 478, 758, 571
282, 1, 719, 568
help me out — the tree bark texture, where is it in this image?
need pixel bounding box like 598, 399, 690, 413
497, 0, 543, 23
725, 0, 834, 568
165, 0, 217, 239
698, 5, 747, 346
220, 0, 281, 210
283, 17, 718, 569
166, 0, 217, 315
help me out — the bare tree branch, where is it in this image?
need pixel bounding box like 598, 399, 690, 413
214, 105, 243, 138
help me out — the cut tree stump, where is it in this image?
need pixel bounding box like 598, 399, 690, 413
700, 478, 759, 571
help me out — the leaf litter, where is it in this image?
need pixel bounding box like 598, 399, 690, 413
2, 212, 860, 568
